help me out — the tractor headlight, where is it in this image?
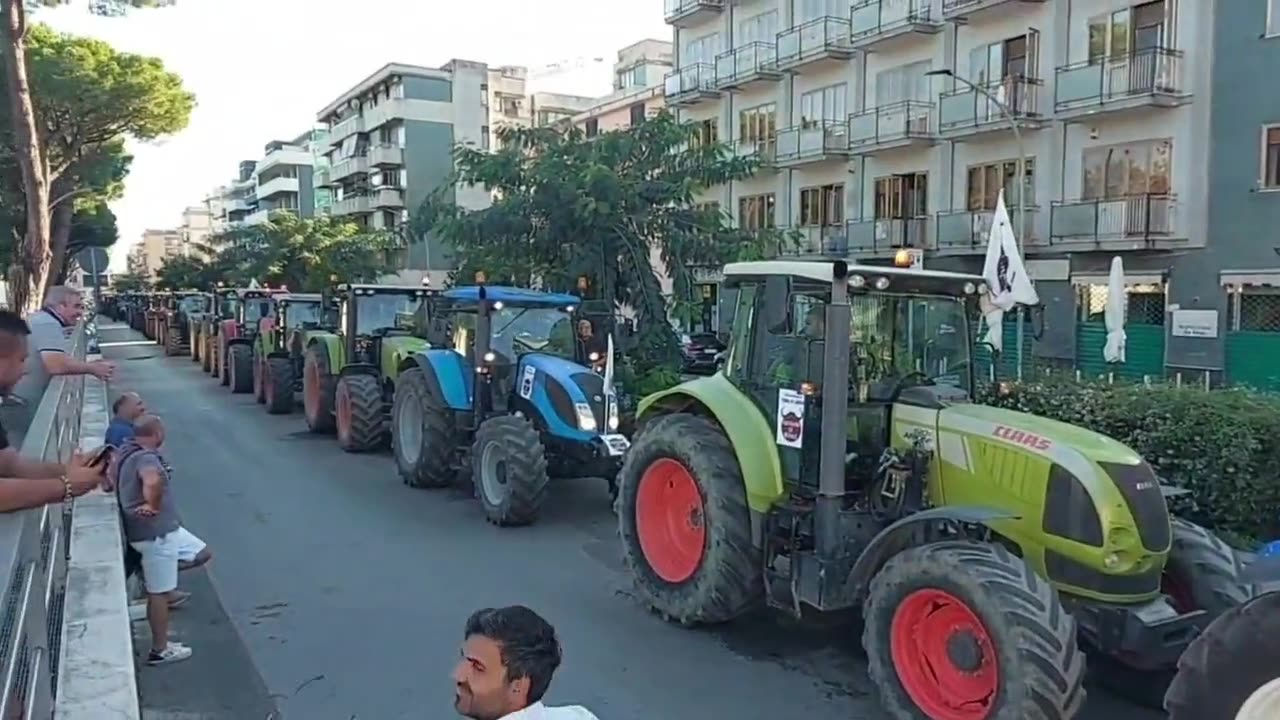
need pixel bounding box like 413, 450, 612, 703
483, 351, 496, 363
607, 397, 619, 431
1103, 552, 1121, 569
589, 351, 600, 362
574, 402, 597, 432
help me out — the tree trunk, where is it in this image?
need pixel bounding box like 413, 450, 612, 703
49, 201, 74, 286
1, 0, 52, 313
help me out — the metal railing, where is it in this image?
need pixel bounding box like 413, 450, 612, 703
938, 76, 1042, 131
714, 42, 778, 87
936, 205, 1041, 249
846, 217, 929, 252
1049, 194, 1179, 245
776, 16, 854, 67
1054, 47, 1185, 112
0, 326, 86, 718
850, 0, 939, 40
773, 121, 850, 163
848, 100, 936, 148
664, 0, 723, 22
663, 64, 717, 100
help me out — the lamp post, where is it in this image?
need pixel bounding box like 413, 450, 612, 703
926, 68, 1029, 380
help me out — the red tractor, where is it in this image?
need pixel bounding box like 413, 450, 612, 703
212, 287, 288, 390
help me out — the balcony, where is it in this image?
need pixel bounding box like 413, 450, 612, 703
783, 225, 853, 257
845, 217, 930, 254
256, 176, 299, 199
332, 195, 372, 216
848, 101, 937, 154
369, 144, 404, 167
773, 122, 850, 167
733, 139, 777, 167
850, 0, 944, 50
937, 76, 1046, 140
715, 43, 782, 91
941, 0, 1047, 21
330, 154, 370, 182
935, 206, 1042, 253
664, 64, 720, 107
1054, 47, 1190, 120
776, 17, 855, 71
329, 115, 364, 145
372, 187, 405, 209
1049, 194, 1184, 249
664, 0, 723, 28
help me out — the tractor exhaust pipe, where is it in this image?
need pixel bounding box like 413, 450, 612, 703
817, 260, 852, 559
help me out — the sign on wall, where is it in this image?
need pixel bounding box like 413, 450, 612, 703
1170, 309, 1219, 339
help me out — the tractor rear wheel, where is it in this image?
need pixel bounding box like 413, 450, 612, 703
392, 366, 457, 488
472, 415, 548, 526
864, 541, 1086, 720
1163, 517, 1252, 618
201, 335, 212, 372
190, 329, 201, 362
219, 342, 231, 385
164, 325, 181, 356
1165, 590, 1280, 719
229, 344, 253, 393
617, 413, 760, 625
302, 345, 336, 433
336, 373, 384, 452
252, 348, 266, 403
265, 357, 294, 415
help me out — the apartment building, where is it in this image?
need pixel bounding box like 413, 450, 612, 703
245, 133, 317, 225
131, 228, 185, 279
179, 205, 214, 261
561, 40, 673, 135
207, 160, 259, 231
663, 0, 1244, 376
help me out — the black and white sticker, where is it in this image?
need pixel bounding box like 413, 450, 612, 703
519, 365, 536, 399
775, 389, 805, 448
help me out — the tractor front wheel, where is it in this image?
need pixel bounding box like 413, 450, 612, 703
864, 541, 1086, 720
252, 348, 266, 403
1165, 590, 1280, 719
617, 413, 760, 625
472, 415, 548, 526
190, 329, 201, 362
164, 325, 181, 356
335, 373, 384, 452
1162, 517, 1252, 619
228, 344, 253, 393
201, 335, 213, 372
392, 366, 457, 488
265, 357, 295, 415
302, 345, 336, 433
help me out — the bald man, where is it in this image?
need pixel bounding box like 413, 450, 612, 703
105, 392, 146, 448
117, 414, 212, 666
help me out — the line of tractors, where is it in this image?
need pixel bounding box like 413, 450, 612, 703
103, 259, 1274, 720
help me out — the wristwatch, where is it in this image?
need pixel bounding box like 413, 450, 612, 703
60, 475, 72, 504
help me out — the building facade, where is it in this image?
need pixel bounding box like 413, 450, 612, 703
662, 0, 1276, 382
562, 40, 673, 135
245, 133, 317, 225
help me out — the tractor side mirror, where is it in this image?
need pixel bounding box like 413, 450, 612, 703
763, 276, 790, 333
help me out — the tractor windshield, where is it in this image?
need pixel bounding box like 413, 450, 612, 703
178, 296, 206, 314
284, 301, 324, 329
219, 296, 240, 319
353, 293, 425, 335
491, 306, 574, 359
848, 293, 973, 394
243, 298, 272, 324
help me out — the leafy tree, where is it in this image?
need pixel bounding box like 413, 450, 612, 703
421, 113, 792, 372
60, 200, 118, 281
153, 253, 210, 291
1, 1, 186, 311
109, 270, 148, 292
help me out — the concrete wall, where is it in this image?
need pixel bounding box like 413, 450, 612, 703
403, 120, 456, 270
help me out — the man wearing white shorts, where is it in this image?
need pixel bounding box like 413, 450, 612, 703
117, 414, 212, 665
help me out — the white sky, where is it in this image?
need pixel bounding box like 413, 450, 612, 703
38, 0, 669, 270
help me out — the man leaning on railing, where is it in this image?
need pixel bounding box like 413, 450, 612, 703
0, 310, 105, 511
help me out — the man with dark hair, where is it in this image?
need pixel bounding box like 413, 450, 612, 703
453, 606, 598, 719
105, 392, 145, 448
0, 310, 104, 512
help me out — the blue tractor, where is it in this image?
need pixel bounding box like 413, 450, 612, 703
390, 282, 631, 526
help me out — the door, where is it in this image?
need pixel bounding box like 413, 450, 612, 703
1131, 1, 1165, 92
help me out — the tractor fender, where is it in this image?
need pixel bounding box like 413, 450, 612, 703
515, 354, 597, 444
414, 349, 473, 411
845, 506, 1021, 601
339, 363, 379, 378
380, 335, 430, 384
226, 336, 253, 348
218, 318, 239, 339
306, 333, 345, 372
638, 373, 785, 515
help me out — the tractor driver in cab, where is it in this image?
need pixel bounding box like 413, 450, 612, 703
575, 318, 609, 370
767, 302, 824, 385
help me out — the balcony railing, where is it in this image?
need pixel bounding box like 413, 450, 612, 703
942, 0, 1044, 19
734, 139, 777, 165
664, 64, 718, 104
774, 121, 850, 164
776, 17, 855, 69
936, 206, 1040, 250
715, 43, 781, 89
330, 154, 370, 182
1049, 194, 1179, 245
329, 115, 364, 144
1054, 47, 1186, 114
664, 0, 724, 25
845, 217, 930, 253
333, 195, 373, 215
783, 225, 851, 256
369, 144, 404, 167
938, 76, 1043, 133
850, 0, 943, 46
848, 100, 936, 150
372, 187, 405, 208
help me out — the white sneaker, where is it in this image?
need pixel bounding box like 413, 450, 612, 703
146, 642, 192, 665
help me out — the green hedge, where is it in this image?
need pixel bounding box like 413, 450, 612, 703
977, 377, 1280, 546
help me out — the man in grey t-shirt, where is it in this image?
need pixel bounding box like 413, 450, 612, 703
117, 414, 212, 665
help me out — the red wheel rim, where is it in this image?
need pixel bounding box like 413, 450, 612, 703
634, 458, 706, 583
890, 589, 998, 720
335, 381, 351, 440
1161, 570, 1196, 614
304, 358, 319, 417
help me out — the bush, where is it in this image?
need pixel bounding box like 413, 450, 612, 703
978, 376, 1280, 545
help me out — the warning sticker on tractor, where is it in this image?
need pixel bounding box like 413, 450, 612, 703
601, 434, 631, 456
775, 389, 806, 448
519, 365, 536, 399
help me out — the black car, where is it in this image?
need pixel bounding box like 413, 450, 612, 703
680, 332, 725, 375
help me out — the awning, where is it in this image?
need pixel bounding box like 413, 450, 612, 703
1071, 272, 1164, 286
1220, 269, 1280, 287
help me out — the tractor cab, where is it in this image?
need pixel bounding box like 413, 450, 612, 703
328, 283, 435, 367
266, 293, 327, 353
231, 288, 277, 337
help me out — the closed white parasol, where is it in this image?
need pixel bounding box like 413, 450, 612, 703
1103, 255, 1127, 364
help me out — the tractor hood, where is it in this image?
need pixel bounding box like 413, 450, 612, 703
937, 402, 1142, 466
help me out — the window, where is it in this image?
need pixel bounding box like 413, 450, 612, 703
1089, 1, 1166, 62
726, 284, 757, 379
738, 103, 777, 147
968, 31, 1040, 85
799, 84, 847, 128
1271, 0, 1280, 36
692, 118, 719, 146
738, 193, 776, 230
799, 184, 844, 226
681, 33, 721, 66
874, 59, 933, 106
966, 158, 1035, 210
874, 173, 928, 218
1264, 126, 1280, 189
738, 11, 778, 43
585, 118, 599, 137
629, 103, 646, 126
1081, 139, 1172, 199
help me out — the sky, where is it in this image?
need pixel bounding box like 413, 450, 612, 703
38, 0, 670, 271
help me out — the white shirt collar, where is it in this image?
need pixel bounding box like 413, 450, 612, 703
501, 701, 600, 720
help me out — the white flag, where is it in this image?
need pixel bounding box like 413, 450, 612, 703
979, 190, 1038, 350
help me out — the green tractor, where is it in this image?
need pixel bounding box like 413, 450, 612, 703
162, 291, 211, 357
300, 283, 436, 451
255, 292, 331, 414
221, 288, 285, 393
617, 259, 1251, 719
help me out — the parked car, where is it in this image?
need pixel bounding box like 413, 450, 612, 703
679, 332, 724, 375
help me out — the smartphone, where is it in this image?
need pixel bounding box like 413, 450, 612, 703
86, 445, 114, 468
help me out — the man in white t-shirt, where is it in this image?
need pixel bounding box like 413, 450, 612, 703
452, 606, 599, 720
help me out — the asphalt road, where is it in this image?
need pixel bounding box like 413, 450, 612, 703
100, 323, 1162, 720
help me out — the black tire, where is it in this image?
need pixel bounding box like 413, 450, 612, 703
1164, 517, 1253, 618
864, 541, 1086, 720
164, 325, 181, 356
302, 345, 335, 433
471, 415, 549, 526
265, 356, 294, 415
190, 328, 201, 362
201, 335, 212, 372
229, 344, 253, 393
1165, 590, 1280, 719
218, 341, 230, 385
252, 348, 267, 403
335, 373, 384, 452
391, 366, 457, 488
616, 413, 761, 625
